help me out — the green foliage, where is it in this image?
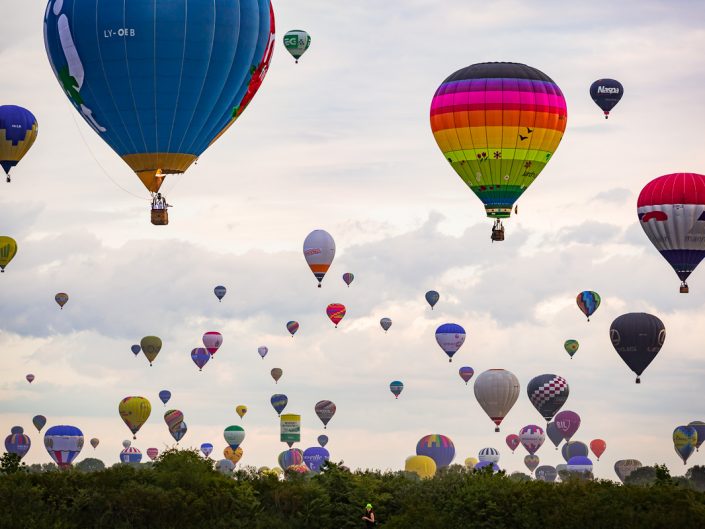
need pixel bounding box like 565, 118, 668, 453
0, 452, 26, 474
1, 451, 704, 528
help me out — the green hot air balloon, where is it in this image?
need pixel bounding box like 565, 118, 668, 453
284, 30, 311, 63
564, 340, 579, 359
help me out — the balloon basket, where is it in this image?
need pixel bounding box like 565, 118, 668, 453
680, 283, 689, 294
151, 208, 169, 225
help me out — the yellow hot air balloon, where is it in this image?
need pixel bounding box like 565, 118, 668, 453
0, 236, 18, 273
118, 396, 152, 439
140, 336, 162, 366
405, 455, 437, 479
224, 446, 244, 464
236, 405, 248, 419
464, 457, 478, 469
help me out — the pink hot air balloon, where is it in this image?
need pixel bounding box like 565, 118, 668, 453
202, 332, 222, 357
505, 434, 520, 453
147, 447, 159, 461
26, 374, 35, 383
519, 425, 545, 455
554, 410, 581, 442
326, 303, 346, 328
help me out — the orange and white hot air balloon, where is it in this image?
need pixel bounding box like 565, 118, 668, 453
303, 230, 335, 288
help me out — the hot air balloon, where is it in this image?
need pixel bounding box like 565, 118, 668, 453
163, 409, 184, 432
535, 465, 557, 482
546, 422, 562, 449
0, 105, 38, 183
214, 286, 227, 302
54, 293, 69, 309
44, 425, 83, 469
576, 291, 600, 321
505, 434, 520, 453
527, 374, 569, 422
464, 457, 479, 469
524, 454, 539, 473
637, 173, 705, 293
283, 30, 311, 63
131, 345, 141, 357
122, 439, 131, 449
609, 312, 666, 383
26, 374, 35, 384
303, 230, 335, 287
44, 0, 275, 225
270, 394, 288, 416
553, 410, 581, 442
200, 443, 214, 458
475, 461, 500, 472
416, 434, 455, 468
202, 332, 222, 356
474, 369, 520, 432
430, 62, 567, 240
458, 366, 475, 385
315, 400, 336, 429
589, 79, 623, 119
390, 380, 404, 399
303, 446, 330, 473
90, 438, 99, 449
478, 447, 500, 464
567, 456, 593, 475
224, 446, 244, 465
590, 439, 606, 461
342, 273, 354, 287
286, 321, 299, 336
317, 435, 328, 448
216, 459, 235, 474
10, 426, 23, 435
564, 339, 579, 359
425, 290, 440, 309
4, 433, 31, 459
258, 346, 269, 359
278, 448, 303, 469
236, 405, 248, 419
120, 446, 142, 464
140, 336, 162, 366
673, 425, 697, 465
147, 447, 159, 461
519, 425, 545, 455
271, 368, 283, 384
562, 441, 589, 463
380, 317, 392, 332
326, 303, 346, 328
688, 421, 705, 451
0, 236, 17, 273
158, 390, 171, 406
405, 455, 436, 479
33, 415, 47, 433
556, 464, 568, 477
191, 348, 210, 371
614, 459, 642, 483
435, 323, 466, 362
170, 421, 188, 443
118, 397, 151, 440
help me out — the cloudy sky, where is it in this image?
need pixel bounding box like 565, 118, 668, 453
2, 0, 705, 479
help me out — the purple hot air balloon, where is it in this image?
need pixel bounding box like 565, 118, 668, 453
554, 410, 581, 442
416, 434, 455, 469
303, 446, 330, 473
4, 433, 31, 459
191, 348, 210, 371
519, 425, 545, 455
458, 366, 475, 385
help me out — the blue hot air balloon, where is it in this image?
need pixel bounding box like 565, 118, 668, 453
317, 435, 329, 448
214, 286, 227, 302
119, 447, 142, 464
562, 441, 589, 463
0, 105, 38, 183
303, 446, 330, 473
200, 443, 214, 458
567, 455, 593, 474
10, 426, 23, 435
474, 461, 500, 472
589, 79, 623, 119
131, 344, 141, 357
4, 433, 31, 459
435, 323, 466, 362
425, 290, 440, 309
44, 425, 84, 468
43, 0, 276, 223
191, 347, 210, 371
158, 390, 171, 406
170, 422, 188, 443
270, 394, 288, 416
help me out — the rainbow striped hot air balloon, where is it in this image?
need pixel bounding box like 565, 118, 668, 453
430, 62, 567, 240
326, 303, 346, 328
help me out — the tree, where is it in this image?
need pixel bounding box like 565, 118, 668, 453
686, 465, 705, 491
625, 466, 657, 486
0, 453, 25, 474
75, 458, 105, 472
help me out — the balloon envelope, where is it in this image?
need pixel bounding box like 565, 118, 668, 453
0, 236, 18, 272
524, 454, 539, 473
474, 369, 520, 431
673, 425, 697, 464
390, 380, 404, 398
326, 303, 346, 327
191, 348, 210, 371
170, 421, 188, 442
224, 425, 245, 450
564, 339, 579, 358
425, 290, 439, 309
118, 396, 151, 438
527, 374, 569, 421
0, 105, 38, 181
546, 422, 562, 449
278, 448, 303, 470
478, 447, 500, 464
55, 293, 69, 308
26, 374, 34, 383
576, 291, 600, 320
567, 456, 593, 474
590, 439, 607, 460
317, 435, 329, 448
32, 415, 47, 432
614, 459, 642, 483
131, 345, 141, 356
303, 230, 335, 286
535, 465, 557, 482
4, 433, 31, 459
44, 425, 83, 468
286, 321, 299, 336
158, 390, 171, 405
90, 438, 99, 449
147, 447, 159, 461
435, 323, 466, 362
224, 446, 244, 465
405, 455, 436, 479
562, 441, 589, 463
202, 332, 223, 356
589, 79, 623, 118
519, 425, 545, 455
122, 439, 131, 449
214, 286, 227, 301
553, 410, 581, 441
271, 368, 283, 383
236, 405, 248, 419
303, 446, 330, 473
164, 409, 184, 431
505, 434, 520, 453
416, 434, 455, 468
283, 29, 311, 62
140, 336, 162, 365
688, 421, 705, 450
119, 447, 142, 464
342, 273, 354, 286
458, 366, 474, 384
315, 400, 336, 428
258, 346, 268, 358
380, 318, 392, 332
270, 394, 288, 416
200, 443, 214, 458
609, 312, 666, 383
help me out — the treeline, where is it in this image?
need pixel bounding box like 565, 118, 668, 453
1, 450, 704, 528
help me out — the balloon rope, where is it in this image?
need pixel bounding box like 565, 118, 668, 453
68, 110, 148, 201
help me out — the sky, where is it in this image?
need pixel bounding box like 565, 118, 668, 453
2, 0, 705, 480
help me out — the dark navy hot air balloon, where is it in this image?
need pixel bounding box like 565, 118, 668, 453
589, 79, 623, 119
609, 313, 665, 383
0, 105, 38, 182
44, 0, 275, 223
527, 374, 569, 422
